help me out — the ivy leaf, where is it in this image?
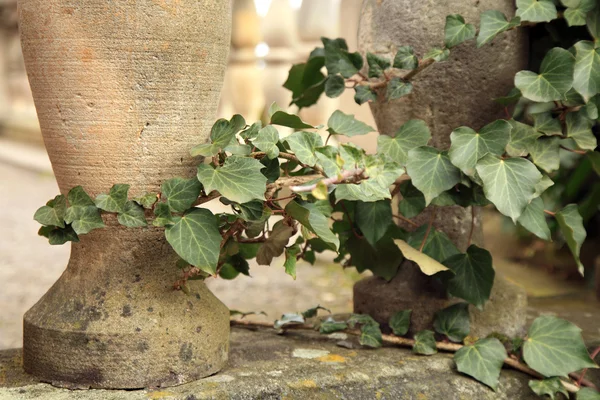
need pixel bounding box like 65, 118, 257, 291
240, 122, 262, 141
445, 14, 476, 48
573, 41, 600, 101
335, 158, 402, 202
433, 303, 470, 342
556, 204, 587, 275
274, 313, 305, 330
46, 225, 79, 245
528, 377, 568, 400
285, 201, 339, 250
34, 194, 67, 228
449, 120, 511, 176
413, 330, 437, 355
320, 318, 348, 334
367, 53, 391, 78
302, 305, 331, 319
284, 245, 301, 279
476, 155, 542, 222
256, 221, 294, 265
285, 57, 326, 109
589, 151, 600, 176
360, 324, 383, 348
252, 126, 280, 159
406, 147, 461, 205
161, 177, 202, 213
190, 115, 245, 156
386, 78, 413, 101
395, 239, 450, 276
398, 181, 426, 219
270, 110, 315, 130
534, 175, 555, 199
164, 208, 220, 275
518, 197, 552, 241
327, 110, 375, 137
237, 201, 266, 222
355, 200, 392, 246
523, 315, 597, 377
325, 75, 345, 98
407, 225, 460, 263
68, 186, 96, 207
588, 7, 600, 40
443, 246, 495, 309
378, 120, 431, 167
94, 184, 129, 213
530, 136, 561, 173
515, 48, 576, 102
566, 111, 597, 150
454, 338, 507, 390
578, 388, 600, 400
285, 131, 323, 166
322, 37, 363, 79
477, 11, 521, 48
354, 85, 377, 105
347, 236, 403, 281
153, 203, 180, 227
533, 112, 563, 136
116, 201, 147, 227
348, 314, 379, 328
134, 193, 158, 209
506, 120, 542, 157
516, 0, 558, 22
197, 157, 267, 204
65, 187, 104, 235
389, 310, 412, 336
563, 0, 596, 27
423, 48, 450, 62
393, 46, 418, 70
495, 87, 523, 106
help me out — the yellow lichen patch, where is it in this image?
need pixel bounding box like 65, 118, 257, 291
288, 379, 318, 389
417, 393, 428, 400
317, 354, 346, 363
146, 391, 175, 399
346, 351, 358, 357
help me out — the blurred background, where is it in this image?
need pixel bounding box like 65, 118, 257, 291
0, 0, 598, 350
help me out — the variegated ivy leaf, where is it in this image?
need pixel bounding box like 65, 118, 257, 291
366, 53, 391, 78
378, 119, 431, 167
252, 125, 280, 159
117, 201, 147, 228
190, 114, 245, 157
393, 46, 418, 70
285, 131, 323, 166
563, 0, 596, 26
506, 119, 542, 157
134, 193, 158, 209
161, 177, 202, 213
448, 120, 511, 176
197, 157, 267, 204
566, 111, 597, 150
518, 197, 552, 241
454, 338, 507, 391
556, 204, 587, 275
165, 208, 221, 275
327, 110, 375, 137
477, 11, 521, 48
445, 14, 476, 48
516, 0, 558, 22
406, 147, 461, 205
386, 78, 413, 101
423, 48, 450, 62
573, 41, 600, 101
34, 194, 67, 228
94, 184, 129, 213
515, 48, 576, 102
335, 157, 402, 202
530, 136, 561, 173
476, 155, 543, 222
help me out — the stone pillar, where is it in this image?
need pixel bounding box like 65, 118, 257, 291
353, 0, 529, 338
19, 0, 231, 388
0, 0, 16, 127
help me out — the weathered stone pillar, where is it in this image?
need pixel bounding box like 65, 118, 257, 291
19, 0, 231, 388
0, 0, 16, 126
354, 0, 529, 337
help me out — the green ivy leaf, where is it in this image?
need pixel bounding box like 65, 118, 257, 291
355, 200, 392, 246
476, 155, 542, 222
563, 0, 596, 27
589, 151, 600, 176
347, 236, 403, 281
348, 314, 379, 328
443, 246, 495, 309
134, 193, 158, 209
256, 221, 295, 266
454, 338, 507, 390
516, 0, 558, 22
165, 208, 220, 275
322, 37, 363, 78
285, 56, 326, 109
573, 41, 600, 101
64, 187, 104, 235
67, 186, 96, 207
406, 147, 461, 205
534, 175, 555, 199
518, 197, 552, 241
378, 120, 431, 167
94, 184, 129, 213
152, 203, 180, 227
285, 201, 339, 250
533, 112, 563, 136
327, 110, 375, 137
270, 110, 315, 130
274, 313, 305, 330
530, 136, 561, 173
495, 87, 523, 106
252, 126, 280, 159
302, 305, 331, 319
315, 146, 342, 178
566, 111, 598, 150
398, 181, 426, 219
413, 330, 437, 355
477, 11, 521, 48
386, 78, 413, 101
524, 315, 597, 377
240, 122, 262, 141
588, 7, 600, 40
407, 225, 460, 263
423, 48, 450, 62
286, 131, 324, 166
237, 201, 266, 222
117, 201, 147, 228
393, 46, 418, 70
449, 120, 511, 176
578, 388, 600, 400
445, 14, 476, 48
335, 157, 402, 202
433, 303, 470, 342
367, 53, 391, 78
34, 194, 67, 228
161, 177, 202, 213
506, 120, 542, 157
360, 323, 383, 348
284, 245, 300, 279
389, 310, 412, 336
354, 85, 377, 105
395, 239, 450, 276
528, 377, 568, 400
556, 204, 587, 274
190, 115, 245, 157
320, 318, 348, 334
197, 157, 267, 204
47, 225, 79, 245
515, 48, 576, 102
325, 75, 346, 98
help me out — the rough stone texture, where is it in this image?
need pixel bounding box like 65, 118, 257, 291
0, 326, 558, 399
18, 0, 232, 388
354, 0, 529, 336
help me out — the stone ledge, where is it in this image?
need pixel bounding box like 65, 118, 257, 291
0, 326, 555, 400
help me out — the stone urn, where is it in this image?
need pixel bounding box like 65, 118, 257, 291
354, 0, 529, 337
19, 0, 231, 389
